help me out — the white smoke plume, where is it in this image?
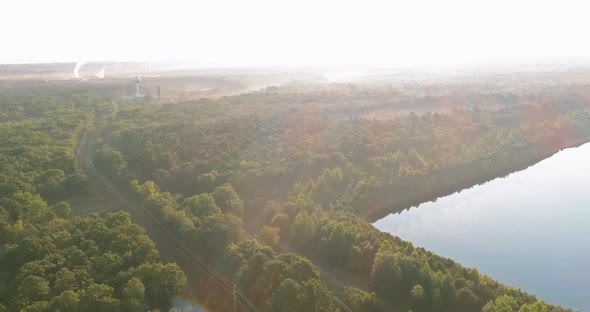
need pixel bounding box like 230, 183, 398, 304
73, 61, 87, 78
95, 67, 105, 79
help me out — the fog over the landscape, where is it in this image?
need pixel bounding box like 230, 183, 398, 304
3, 2, 590, 312
3, 0, 590, 67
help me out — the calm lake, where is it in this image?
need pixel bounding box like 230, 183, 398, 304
373, 143, 590, 311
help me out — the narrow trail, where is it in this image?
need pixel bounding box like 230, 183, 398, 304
73, 103, 353, 311
71, 112, 260, 311
72, 106, 216, 308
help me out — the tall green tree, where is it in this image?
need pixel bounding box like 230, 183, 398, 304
212, 183, 245, 217
518, 302, 547, 312
483, 295, 518, 312
123, 277, 148, 312
371, 241, 402, 299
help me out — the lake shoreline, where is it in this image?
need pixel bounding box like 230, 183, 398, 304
371, 136, 590, 311
366, 136, 590, 223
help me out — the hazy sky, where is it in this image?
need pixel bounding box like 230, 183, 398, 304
3, 0, 590, 67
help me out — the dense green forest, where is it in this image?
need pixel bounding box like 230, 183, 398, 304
0, 87, 186, 312
2, 78, 587, 311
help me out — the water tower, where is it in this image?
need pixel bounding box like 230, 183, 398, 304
132, 75, 141, 97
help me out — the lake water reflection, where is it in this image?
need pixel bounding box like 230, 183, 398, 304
373, 143, 590, 311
